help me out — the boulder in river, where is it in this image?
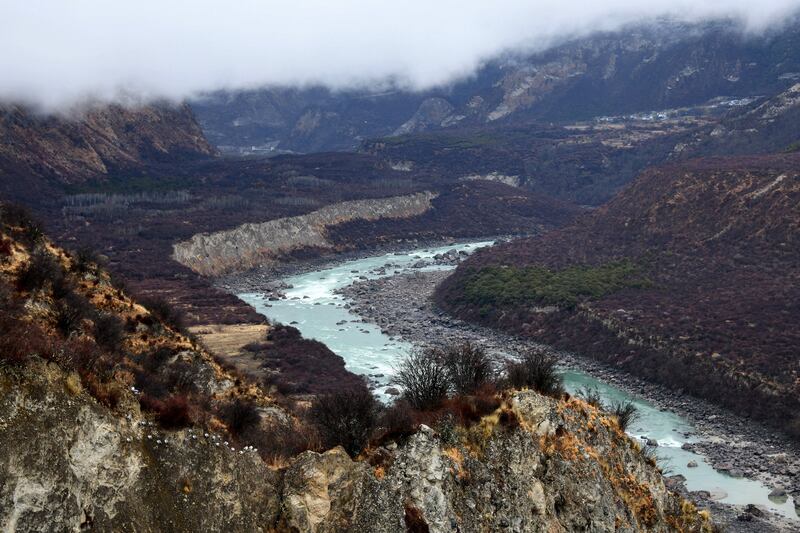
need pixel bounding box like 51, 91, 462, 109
769, 486, 787, 498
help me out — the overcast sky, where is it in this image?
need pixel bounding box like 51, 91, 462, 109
1, 0, 798, 111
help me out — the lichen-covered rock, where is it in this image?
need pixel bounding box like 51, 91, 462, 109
281, 447, 372, 532
0, 363, 712, 532
273, 392, 712, 532
0, 362, 280, 532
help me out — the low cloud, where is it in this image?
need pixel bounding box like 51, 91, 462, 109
1, 0, 798, 110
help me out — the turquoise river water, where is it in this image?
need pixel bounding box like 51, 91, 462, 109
238, 240, 797, 518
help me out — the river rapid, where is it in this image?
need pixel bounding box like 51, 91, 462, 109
237, 240, 798, 520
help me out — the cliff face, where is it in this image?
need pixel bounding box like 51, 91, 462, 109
0, 361, 282, 532
276, 392, 709, 533
0, 363, 711, 532
172, 191, 436, 276
0, 103, 216, 201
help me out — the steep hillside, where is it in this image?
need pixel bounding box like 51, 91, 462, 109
192, 19, 800, 153
437, 154, 800, 438
0, 200, 360, 415
677, 83, 800, 158
0, 103, 215, 202
0, 203, 715, 531
362, 119, 694, 205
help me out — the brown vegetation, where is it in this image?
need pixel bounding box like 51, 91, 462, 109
438, 153, 800, 439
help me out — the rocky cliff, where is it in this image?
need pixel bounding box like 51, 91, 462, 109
0, 362, 713, 532
172, 192, 436, 276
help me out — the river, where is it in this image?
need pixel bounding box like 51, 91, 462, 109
238, 240, 798, 519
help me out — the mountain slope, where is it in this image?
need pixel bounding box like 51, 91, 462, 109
192, 19, 800, 153
677, 83, 800, 158
0, 103, 216, 202
437, 153, 800, 438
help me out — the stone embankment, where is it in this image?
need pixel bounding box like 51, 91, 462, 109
173, 191, 436, 276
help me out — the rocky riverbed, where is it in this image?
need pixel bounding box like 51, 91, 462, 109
338, 268, 800, 532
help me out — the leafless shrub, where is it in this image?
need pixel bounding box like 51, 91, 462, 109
611, 400, 639, 432
392, 349, 450, 410
223, 399, 261, 437
311, 383, 379, 456
505, 349, 563, 397
93, 313, 125, 353
437, 342, 494, 395
17, 249, 63, 293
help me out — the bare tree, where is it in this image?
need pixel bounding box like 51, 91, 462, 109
311, 383, 378, 456
437, 342, 494, 395
392, 349, 450, 410
505, 348, 563, 397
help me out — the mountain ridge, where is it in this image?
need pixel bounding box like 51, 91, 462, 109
192, 19, 800, 153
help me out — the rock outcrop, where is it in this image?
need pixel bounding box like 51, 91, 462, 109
392, 98, 458, 136
0, 361, 282, 532
0, 362, 713, 532
172, 192, 436, 276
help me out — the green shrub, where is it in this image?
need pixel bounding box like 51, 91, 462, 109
461, 260, 651, 309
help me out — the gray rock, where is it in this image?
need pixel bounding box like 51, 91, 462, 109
769, 486, 787, 498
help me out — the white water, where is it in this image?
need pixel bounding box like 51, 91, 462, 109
238, 240, 797, 519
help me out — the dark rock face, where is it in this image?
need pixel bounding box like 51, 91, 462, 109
192, 19, 800, 153
0, 103, 216, 201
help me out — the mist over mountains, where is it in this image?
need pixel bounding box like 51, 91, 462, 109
2, 1, 799, 111
194, 18, 800, 153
